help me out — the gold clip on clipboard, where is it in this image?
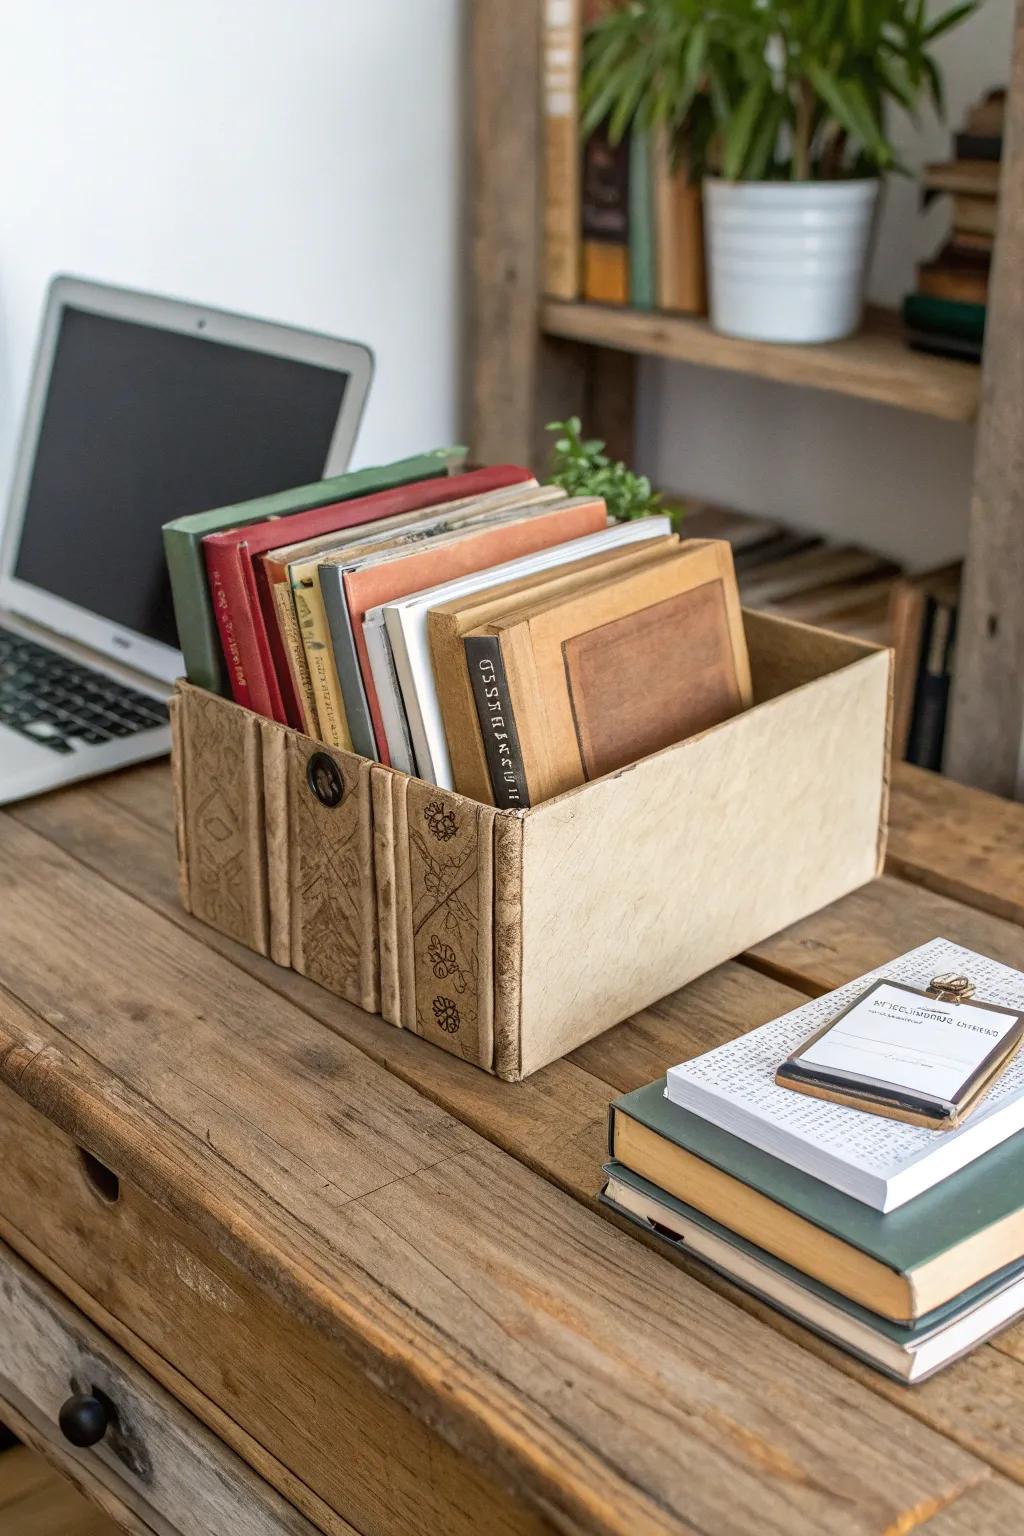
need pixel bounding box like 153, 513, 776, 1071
776, 972, 1024, 1130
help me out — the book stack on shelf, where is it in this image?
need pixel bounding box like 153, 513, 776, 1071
684, 504, 901, 645
605, 938, 1024, 1383
903, 87, 1004, 362
165, 454, 756, 810
543, 0, 705, 312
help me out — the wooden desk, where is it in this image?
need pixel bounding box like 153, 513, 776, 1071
0, 761, 1022, 1535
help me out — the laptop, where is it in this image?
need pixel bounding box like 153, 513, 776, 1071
0, 276, 372, 806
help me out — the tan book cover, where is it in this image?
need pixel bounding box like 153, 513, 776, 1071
429, 535, 678, 804
542, 0, 582, 298
652, 129, 707, 315
952, 192, 999, 237
468, 540, 752, 805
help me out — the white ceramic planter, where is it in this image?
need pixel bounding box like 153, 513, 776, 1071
703, 177, 880, 344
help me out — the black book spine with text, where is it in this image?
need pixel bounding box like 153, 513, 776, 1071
464, 635, 531, 809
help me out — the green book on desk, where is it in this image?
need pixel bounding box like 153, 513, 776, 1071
610, 1079, 1024, 1323
163, 447, 463, 697
601, 1161, 1024, 1384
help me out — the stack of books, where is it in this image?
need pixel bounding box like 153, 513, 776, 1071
542, 0, 705, 312
684, 504, 901, 646
164, 455, 755, 809
903, 87, 1004, 362
604, 938, 1024, 1383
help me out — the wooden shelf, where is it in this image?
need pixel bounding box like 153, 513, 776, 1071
541, 301, 980, 422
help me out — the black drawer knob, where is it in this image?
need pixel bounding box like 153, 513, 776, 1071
58, 1392, 110, 1448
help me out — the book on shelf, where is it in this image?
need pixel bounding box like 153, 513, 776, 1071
664, 938, 1024, 1213
370, 515, 674, 789
581, 120, 631, 304
601, 1160, 1024, 1383
465, 539, 751, 807
541, 0, 583, 300
164, 447, 461, 699
652, 130, 706, 315
200, 464, 531, 723
916, 242, 990, 306
951, 191, 998, 238
923, 159, 1001, 199
888, 566, 961, 765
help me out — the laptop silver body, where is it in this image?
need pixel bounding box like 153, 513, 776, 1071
0, 276, 371, 805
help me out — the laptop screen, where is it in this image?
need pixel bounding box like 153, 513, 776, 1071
11, 305, 350, 650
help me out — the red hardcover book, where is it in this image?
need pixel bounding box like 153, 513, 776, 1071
203, 465, 533, 722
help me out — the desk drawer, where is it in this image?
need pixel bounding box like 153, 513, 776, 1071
0, 1234, 321, 1536
0, 1077, 548, 1536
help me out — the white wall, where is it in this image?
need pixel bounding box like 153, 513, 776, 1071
0, 0, 463, 522
639, 0, 1014, 570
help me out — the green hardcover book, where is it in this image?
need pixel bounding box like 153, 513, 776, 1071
628, 130, 654, 310
601, 1161, 1024, 1384
902, 293, 986, 343
163, 447, 465, 696
610, 1079, 1024, 1322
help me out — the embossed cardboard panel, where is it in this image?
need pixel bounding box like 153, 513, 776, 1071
287, 735, 378, 1013
371, 766, 402, 1027
175, 682, 268, 954
402, 779, 496, 1068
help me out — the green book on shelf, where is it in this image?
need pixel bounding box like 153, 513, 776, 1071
902, 293, 986, 343
628, 130, 654, 310
163, 447, 464, 696
601, 1161, 1024, 1384
610, 1078, 1024, 1323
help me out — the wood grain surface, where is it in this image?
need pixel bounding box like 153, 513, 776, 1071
2, 759, 1023, 1536
0, 1237, 323, 1536
945, 0, 1024, 793
0, 1443, 123, 1536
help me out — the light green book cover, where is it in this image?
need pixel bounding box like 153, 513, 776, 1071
628, 131, 654, 311
611, 1078, 1024, 1275
162, 447, 464, 697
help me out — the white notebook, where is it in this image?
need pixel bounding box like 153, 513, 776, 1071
666, 938, 1024, 1212
366, 514, 673, 787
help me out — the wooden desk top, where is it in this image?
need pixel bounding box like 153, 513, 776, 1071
1, 760, 1023, 1536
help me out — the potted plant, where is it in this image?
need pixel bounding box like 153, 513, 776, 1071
581, 0, 977, 344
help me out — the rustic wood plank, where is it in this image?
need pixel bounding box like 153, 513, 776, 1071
0, 1445, 123, 1536
916, 1475, 1024, 1533
887, 764, 1024, 927
945, 0, 1024, 795
0, 1237, 324, 1536
16, 770, 1024, 1494
542, 302, 980, 421
468, 0, 598, 469
0, 807, 993, 1536
746, 873, 1024, 997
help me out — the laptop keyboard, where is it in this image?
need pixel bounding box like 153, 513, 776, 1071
0, 627, 169, 755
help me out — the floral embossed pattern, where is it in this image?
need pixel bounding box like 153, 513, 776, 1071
408, 781, 482, 1062
432, 996, 461, 1033
424, 799, 458, 842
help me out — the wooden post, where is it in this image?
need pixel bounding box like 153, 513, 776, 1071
945, 0, 1024, 798
467, 0, 635, 472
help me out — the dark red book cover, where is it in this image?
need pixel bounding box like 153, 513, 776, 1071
203, 465, 533, 722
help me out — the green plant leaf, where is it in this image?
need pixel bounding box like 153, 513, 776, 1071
925, 2, 977, 41
722, 78, 770, 180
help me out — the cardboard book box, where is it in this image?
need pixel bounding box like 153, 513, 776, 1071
170, 611, 891, 1081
